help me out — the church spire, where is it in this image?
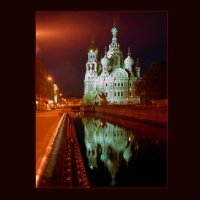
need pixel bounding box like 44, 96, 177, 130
111, 19, 118, 49
124, 47, 134, 74
91, 34, 94, 43
135, 57, 141, 78
136, 57, 140, 68
104, 46, 107, 55
128, 47, 131, 56
88, 34, 98, 52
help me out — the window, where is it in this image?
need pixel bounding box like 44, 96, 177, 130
114, 83, 116, 86
114, 92, 116, 96
118, 92, 120, 96
121, 92, 123, 96
105, 83, 107, 86
121, 83, 123, 86
118, 83, 120, 86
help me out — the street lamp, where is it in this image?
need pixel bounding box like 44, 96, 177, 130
48, 76, 52, 81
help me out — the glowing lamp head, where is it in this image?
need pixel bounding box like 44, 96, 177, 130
48, 76, 52, 81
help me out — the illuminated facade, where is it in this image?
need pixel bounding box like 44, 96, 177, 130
35, 57, 54, 111
84, 23, 141, 105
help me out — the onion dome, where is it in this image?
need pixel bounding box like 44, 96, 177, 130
124, 48, 134, 66
111, 26, 118, 34
124, 56, 134, 66
101, 56, 110, 66
124, 47, 134, 66
101, 46, 110, 66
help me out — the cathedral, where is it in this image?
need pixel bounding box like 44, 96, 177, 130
84, 22, 142, 105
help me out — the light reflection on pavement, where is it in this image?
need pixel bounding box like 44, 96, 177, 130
35, 109, 63, 170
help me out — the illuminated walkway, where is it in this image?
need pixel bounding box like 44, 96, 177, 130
36, 109, 64, 171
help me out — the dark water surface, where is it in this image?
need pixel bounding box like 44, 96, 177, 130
73, 112, 167, 188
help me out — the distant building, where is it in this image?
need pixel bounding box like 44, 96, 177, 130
66, 97, 82, 106
84, 23, 142, 105
35, 57, 54, 111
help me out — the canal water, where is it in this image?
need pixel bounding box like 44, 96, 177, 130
73, 112, 167, 188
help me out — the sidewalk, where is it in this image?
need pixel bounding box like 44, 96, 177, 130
36, 109, 62, 171
35, 108, 74, 171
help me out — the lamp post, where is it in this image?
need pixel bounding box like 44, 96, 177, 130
59, 93, 63, 108
47, 76, 54, 110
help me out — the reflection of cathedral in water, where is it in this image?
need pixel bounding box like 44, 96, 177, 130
82, 117, 139, 186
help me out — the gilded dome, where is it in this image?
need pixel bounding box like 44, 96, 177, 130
88, 40, 98, 52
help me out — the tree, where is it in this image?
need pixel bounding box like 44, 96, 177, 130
83, 93, 95, 106
136, 61, 167, 103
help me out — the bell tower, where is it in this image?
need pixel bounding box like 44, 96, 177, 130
84, 36, 98, 95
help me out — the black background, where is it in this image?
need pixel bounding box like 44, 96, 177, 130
3, 0, 200, 199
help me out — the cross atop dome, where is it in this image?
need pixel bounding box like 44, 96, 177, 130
128, 47, 131, 56
135, 58, 141, 68
111, 18, 118, 34
88, 34, 98, 52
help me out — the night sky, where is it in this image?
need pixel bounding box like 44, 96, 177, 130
36, 11, 167, 97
